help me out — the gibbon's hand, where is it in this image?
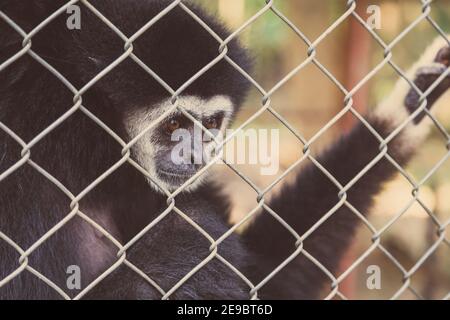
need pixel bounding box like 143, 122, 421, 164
405, 45, 450, 123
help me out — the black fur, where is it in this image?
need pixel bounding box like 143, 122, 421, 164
0, 0, 449, 300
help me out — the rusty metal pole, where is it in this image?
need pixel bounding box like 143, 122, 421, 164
339, 0, 372, 298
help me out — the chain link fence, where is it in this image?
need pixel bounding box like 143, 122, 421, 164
0, 0, 449, 300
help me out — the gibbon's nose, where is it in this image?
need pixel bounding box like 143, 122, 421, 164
190, 153, 203, 169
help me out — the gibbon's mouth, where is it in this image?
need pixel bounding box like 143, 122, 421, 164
157, 169, 198, 184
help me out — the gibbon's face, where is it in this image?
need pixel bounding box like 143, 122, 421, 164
66, 2, 252, 192
125, 95, 234, 192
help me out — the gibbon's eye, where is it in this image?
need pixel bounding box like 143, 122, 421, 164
166, 118, 181, 134
203, 116, 221, 130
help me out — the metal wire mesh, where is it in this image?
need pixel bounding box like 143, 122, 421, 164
0, 0, 449, 300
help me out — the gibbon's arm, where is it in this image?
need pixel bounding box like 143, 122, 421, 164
242, 38, 450, 299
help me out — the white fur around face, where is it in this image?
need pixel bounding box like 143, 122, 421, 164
124, 95, 234, 193
373, 35, 450, 152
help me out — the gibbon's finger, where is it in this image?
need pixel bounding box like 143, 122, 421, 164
435, 45, 450, 66
405, 46, 450, 123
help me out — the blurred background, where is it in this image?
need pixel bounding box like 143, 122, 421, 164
196, 0, 450, 299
